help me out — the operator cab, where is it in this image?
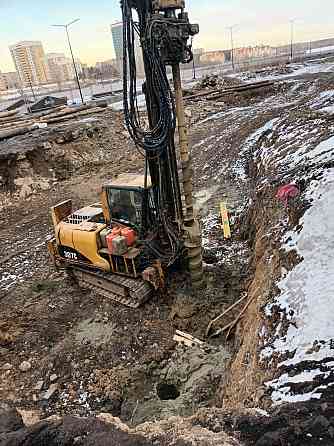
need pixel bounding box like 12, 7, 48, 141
102, 174, 156, 234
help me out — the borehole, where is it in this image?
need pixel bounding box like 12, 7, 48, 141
157, 382, 180, 400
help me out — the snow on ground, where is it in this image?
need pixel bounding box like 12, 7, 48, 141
263, 169, 334, 404
235, 92, 334, 406
308, 89, 334, 110
232, 60, 334, 83
109, 94, 146, 111
309, 45, 334, 54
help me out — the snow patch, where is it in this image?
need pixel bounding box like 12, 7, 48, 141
263, 169, 334, 404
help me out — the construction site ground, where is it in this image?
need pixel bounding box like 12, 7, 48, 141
1, 57, 334, 445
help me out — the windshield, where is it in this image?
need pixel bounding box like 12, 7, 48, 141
107, 188, 143, 227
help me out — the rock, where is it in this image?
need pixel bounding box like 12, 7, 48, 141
2, 363, 13, 371
50, 374, 58, 382
329, 426, 334, 439
97, 413, 130, 432
0, 347, 9, 355
0, 408, 24, 434
43, 383, 59, 400
256, 431, 282, 446
16, 409, 41, 427
311, 415, 330, 433
19, 361, 31, 372
34, 380, 44, 391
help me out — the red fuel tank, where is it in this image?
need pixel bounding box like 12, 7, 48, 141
106, 227, 121, 253
121, 227, 136, 246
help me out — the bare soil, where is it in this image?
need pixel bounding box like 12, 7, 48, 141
1, 62, 334, 444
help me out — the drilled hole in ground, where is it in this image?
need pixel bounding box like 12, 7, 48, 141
157, 383, 180, 400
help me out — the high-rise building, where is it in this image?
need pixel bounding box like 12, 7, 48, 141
111, 22, 124, 62
110, 21, 144, 76
9, 41, 49, 86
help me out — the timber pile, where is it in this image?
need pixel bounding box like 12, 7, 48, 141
184, 80, 275, 102
0, 104, 107, 142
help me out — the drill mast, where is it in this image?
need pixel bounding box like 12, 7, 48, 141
122, 0, 203, 286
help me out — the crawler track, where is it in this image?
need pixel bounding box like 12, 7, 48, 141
71, 266, 152, 309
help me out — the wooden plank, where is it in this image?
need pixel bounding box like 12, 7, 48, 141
174, 330, 204, 347
220, 202, 231, 239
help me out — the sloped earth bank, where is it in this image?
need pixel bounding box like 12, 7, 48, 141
1, 65, 334, 444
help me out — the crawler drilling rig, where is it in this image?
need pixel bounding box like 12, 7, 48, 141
48, 0, 203, 307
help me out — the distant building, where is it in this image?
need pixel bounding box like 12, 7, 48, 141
193, 48, 204, 65
45, 53, 73, 83
45, 53, 83, 84
2, 71, 19, 90
9, 41, 49, 86
200, 50, 226, 65
233, 45, 275, 62
111, 22, 123, 62
0, 71, 6, 91
110, 21, 144, 76
96, 59, 115, 72
0, 71, 20, 92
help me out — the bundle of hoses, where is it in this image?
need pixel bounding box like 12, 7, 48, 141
121, 0, 182, 267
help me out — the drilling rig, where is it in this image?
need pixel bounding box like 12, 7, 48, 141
48, 0, 203, 308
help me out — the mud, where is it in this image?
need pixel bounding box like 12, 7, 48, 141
1, 61, 334, 444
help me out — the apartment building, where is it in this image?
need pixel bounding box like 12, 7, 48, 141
45, 53, 75, 83
9, 41, 49, 86
110, 21, 144, 76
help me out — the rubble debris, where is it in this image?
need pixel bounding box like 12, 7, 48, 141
18, 361, 31, 372
0, 407, 24, 434
28, 95, 67, 113
2, 363, 13, 371
185, 80, 275, 102
33, 381, 44, 391
42, 383, 59, 400
49, 374, 58, 382
0, 104, 107, 142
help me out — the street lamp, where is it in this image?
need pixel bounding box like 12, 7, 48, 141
290, 19, 296, 61
227, 25, 237, 70
52, 19, 84, 104
191, 37, 196, 80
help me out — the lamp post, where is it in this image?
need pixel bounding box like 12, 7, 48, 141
27, 76, 36, 101
52, 19, 84, 104
227, 25, 237, 70
290, 19, 295, 61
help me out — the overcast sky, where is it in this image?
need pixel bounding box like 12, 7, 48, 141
1, 0, 334, 71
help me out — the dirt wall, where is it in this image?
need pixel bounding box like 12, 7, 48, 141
0, 110, 142, 208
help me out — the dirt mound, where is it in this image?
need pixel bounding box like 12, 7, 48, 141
2, 402, 334, 445
184, 74, 243, 96
0, 109, 142, 207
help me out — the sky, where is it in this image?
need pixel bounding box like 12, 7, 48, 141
1, 0, 334, 72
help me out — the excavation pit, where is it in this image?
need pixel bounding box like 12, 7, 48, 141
156, 383, 180, 401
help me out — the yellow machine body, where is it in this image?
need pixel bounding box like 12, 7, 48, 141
56, 221, 110, 271
50, 200, 110, 271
